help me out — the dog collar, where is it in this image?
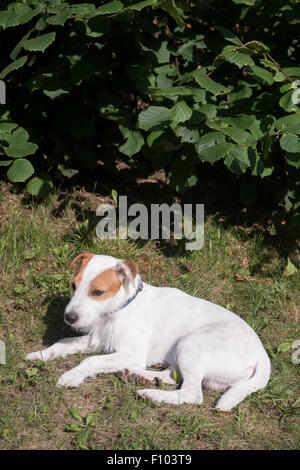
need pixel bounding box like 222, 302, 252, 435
120, 280, 144, 310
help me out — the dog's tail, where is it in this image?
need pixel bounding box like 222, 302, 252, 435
215, 351, 271, 411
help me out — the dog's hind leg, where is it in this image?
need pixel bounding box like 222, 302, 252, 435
214, 353, 271, 411
138, 335, 205, 405
137, 380, 202, 405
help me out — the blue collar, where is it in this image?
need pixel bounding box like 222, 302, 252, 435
120, 280, 143, 310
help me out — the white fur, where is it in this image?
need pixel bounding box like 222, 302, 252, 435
25, 254, 271, 410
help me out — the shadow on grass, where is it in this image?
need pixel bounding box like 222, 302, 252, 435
20, 156, 300, 266
42, 293, 77, 346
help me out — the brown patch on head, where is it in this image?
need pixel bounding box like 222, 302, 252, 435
88, 268, 121, 301
68, 251, 95, 290
123, 260, 138, 279
115, 260, 138, 285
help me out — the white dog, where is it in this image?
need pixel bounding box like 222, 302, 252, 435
26, 251, 271, 411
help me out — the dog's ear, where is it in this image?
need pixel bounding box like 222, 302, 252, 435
115, 260, 138, 286
67, 251, 94, 271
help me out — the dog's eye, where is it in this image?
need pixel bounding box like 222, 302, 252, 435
91, 289, 104, 297
71, 282, 76, 293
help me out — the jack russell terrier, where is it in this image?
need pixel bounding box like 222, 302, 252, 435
26, 252, 271, 411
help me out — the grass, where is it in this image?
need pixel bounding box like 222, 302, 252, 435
0, 184, 300, 450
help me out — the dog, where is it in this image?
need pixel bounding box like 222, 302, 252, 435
26, 251, 271, 410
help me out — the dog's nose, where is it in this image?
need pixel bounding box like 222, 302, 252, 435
65, 312, 78, 324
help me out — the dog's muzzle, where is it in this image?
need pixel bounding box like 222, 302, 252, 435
65, 311, 79, 325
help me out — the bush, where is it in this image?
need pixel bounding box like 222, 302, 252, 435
0, 0, 300, 229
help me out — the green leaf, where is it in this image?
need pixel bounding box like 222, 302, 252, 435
172, 370, 182, 383
178, 36, 206, 61
147, 130, 164, 147
284, 258, 298, 276
246, 65, 274, 85
277, 342, 291, 353
0, 9, 21, 28
23, 32, 56, 52
6, 127, 29, 145
14, 284, 29, 294
85, 414, 96, 427
284, 152, 300, 169
138, 106, 171, 131
25, 367, 38, 377
222, 126, 253, 144
190, 87, 206, 103
0, 55, 27, 79
13, 3, 40, 25
149, 87, 192, 98
228, 115, 256, 129
197, 104, 217, 119
175, 126, 199, 144
284, 67, 300, 78
155, 41, 171, 65
119, 131, 144, 157
0, 123, 17, 134
10, 30, 33, 61
4, 142, 38, 158
46, 11, 70, 26
69, 408, 83, 422
170, 101, 193, 125
126, 0, 155, 11
193, 69, 228, 96
7, 158, 34, 183
261, 133, 272, 160
241, 41, 269, 54
224, 147, 250, 175
64, 422, 81, 432
0, 160, 11, 166
160, 0, 185, 27
215, 27, 242, 46
26, 174, 53, 198
222, 48, 255, 69
275, 114, 300, 134
200, 142, 234, 163
248, 148, 273, 177
279, 91, 298, 113
230, 84, 252, 104
76, 429, 90, 448
249, 119, 264, 139
95, 1, 124, 15
27, 74, 71, 99
280, 134, 300, 153
195, 132, 225, 154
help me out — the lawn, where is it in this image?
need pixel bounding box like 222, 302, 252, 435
0, 182, 299, 450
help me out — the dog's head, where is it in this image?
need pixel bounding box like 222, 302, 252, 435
64, 252, 139, 331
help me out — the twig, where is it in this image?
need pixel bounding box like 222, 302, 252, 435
238, 41, 293, 83
265, 51, 293, 84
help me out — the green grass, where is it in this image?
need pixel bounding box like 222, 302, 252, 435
0, 185, 300, 450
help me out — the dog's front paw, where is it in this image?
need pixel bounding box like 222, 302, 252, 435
57, 369, 85, 388
25, 351, 47, 363
137, 388, 163, 402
